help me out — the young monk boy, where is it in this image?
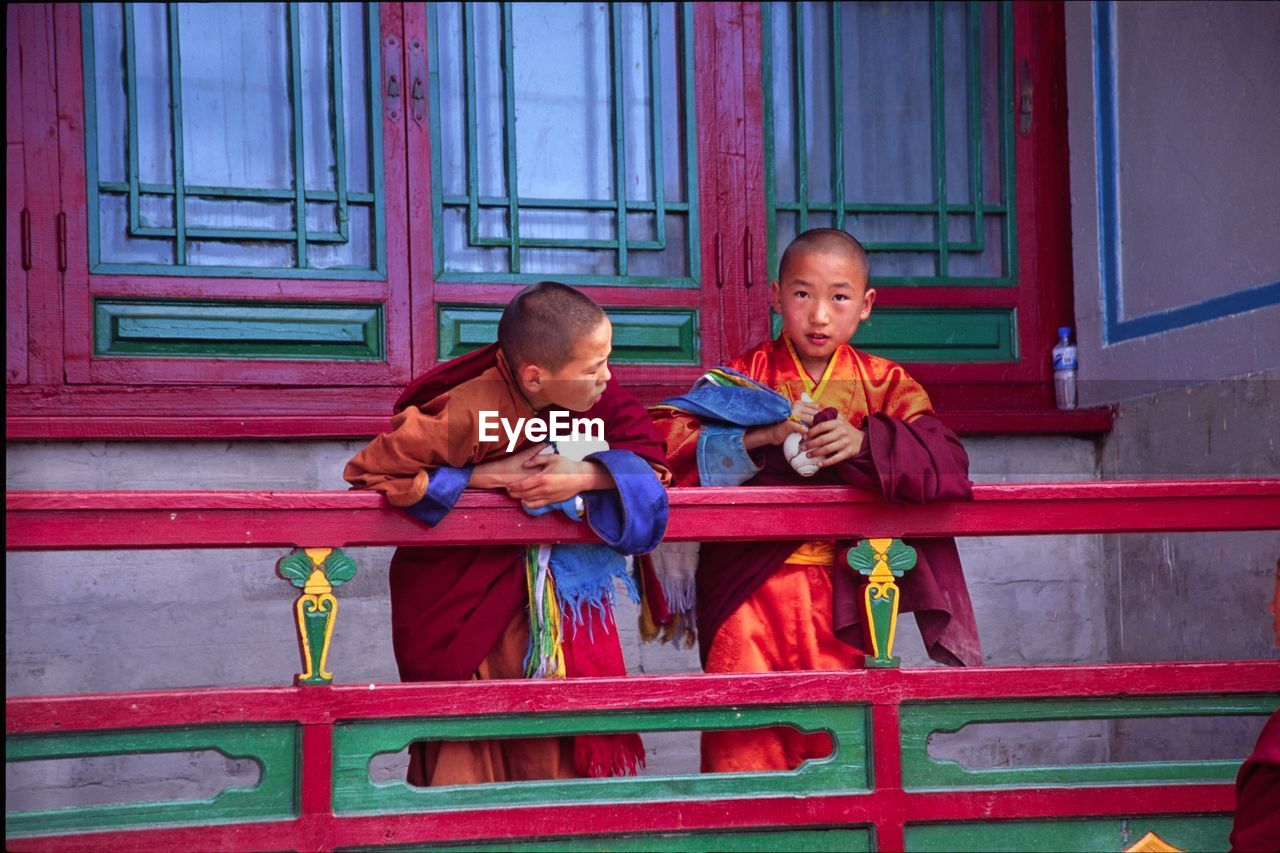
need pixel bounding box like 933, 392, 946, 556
651, 228, 982, 773
345, 281, 670, 785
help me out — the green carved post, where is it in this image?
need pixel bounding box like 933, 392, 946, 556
846, 538, 917, 668
277, 547, 358, 686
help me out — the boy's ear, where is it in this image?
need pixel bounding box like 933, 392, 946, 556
770, 279, 781, 311
519, 362, 543, 391
860, 287, 877, 320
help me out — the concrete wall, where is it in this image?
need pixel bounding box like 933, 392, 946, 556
1099, 368, 1280, 664
7, 434, 1106, 802
1093, 368, 1280, 765
1064, 1, 1280, 404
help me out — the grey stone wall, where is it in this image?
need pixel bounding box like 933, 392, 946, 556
1096, 370, 1280, 765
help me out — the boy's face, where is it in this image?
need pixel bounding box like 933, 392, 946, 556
772, 249, 875, 372
523, 317, 613, 412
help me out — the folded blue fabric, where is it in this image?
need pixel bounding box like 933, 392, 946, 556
582, 449, 669, 556
523, 496, 583, 519
660, 369, 791, 426
549, 542, 638, 638
697, 422, 763, 487
662, 369, 793, 487
401, 464, 472, 527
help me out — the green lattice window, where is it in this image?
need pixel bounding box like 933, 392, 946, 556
428, 2, 700, 286
764, 1, 1015, 286
81, 2, 385, 279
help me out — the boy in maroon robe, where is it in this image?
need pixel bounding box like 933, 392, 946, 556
345, 282, 670, 785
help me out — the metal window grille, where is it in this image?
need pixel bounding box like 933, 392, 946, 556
428, 2, 700, 286
81, 2, 385, 279
764, 1, 1016, 286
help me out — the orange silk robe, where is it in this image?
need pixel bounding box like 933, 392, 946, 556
344, 351, 538, 508
652, 335, 977, 772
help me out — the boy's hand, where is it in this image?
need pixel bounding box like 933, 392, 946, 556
744, 418, 807, 451
801, 415, 865, 467
470, 443, 547, 489
742, 397, 822, 451
790, 397, 820, 425
506, 455, 612, 510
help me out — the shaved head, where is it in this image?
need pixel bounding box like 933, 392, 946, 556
498, 281, 607, 372
778, 228, 869, 282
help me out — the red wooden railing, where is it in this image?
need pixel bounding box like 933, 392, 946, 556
9, 479, 1280, 549
7, 480, 1280, 852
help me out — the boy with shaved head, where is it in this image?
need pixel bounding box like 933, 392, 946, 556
346, 281, 670, 786
652, 228, 981, 773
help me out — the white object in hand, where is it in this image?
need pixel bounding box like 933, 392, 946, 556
783, 392, 820, 476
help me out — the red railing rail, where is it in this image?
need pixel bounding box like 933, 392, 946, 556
8, 479, 1280, 549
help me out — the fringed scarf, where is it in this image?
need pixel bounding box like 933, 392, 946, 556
520, 446, 648, 777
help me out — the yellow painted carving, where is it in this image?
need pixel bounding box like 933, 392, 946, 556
296, 592, 338, 682
1124, 832, 1184, 853
303, 567, 332, 596
299, 551, 336, 682
864, 537, 900, 660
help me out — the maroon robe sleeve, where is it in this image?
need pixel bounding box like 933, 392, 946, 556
829, 412, 973, 503
824, 410, 983, 667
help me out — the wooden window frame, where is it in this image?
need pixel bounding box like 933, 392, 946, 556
6, 2, 1109, 440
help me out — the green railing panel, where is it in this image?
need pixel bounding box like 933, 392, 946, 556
5, 723, 299, 837
763, 2, 1016, 287
428, 3, 700, 286
900, 695, 1279, 790
81, 3, 385, 278
331, 705, 868, 814
438, 305, 699, 365
94, 299, 385, 360
348, 827, 873, 852
770, 307, 1016, 363
904, 816, 1232, 853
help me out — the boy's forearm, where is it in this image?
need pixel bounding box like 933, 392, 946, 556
742, 425, 773, 451
575, 459, 615, 491
468, 468, 513, 490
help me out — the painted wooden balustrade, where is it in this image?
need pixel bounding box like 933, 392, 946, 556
6, 480, 1280, 852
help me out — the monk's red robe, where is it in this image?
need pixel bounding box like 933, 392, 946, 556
1230, 709, 1280, 852
345, 343, 671, 784
651, 335, 981, 771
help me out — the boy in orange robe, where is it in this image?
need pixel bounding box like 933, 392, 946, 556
345, 282, 671, 785
651, 229, 981, 773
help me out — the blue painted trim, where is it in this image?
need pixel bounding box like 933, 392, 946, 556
1092, 1, 1280, 345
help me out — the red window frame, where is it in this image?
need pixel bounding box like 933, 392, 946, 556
5, 2, 1108, 440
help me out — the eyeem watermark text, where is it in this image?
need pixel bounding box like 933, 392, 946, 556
478, 410, 605, 453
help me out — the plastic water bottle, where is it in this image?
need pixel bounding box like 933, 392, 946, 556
1052, 326, 1078, 410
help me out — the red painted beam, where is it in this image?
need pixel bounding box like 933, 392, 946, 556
6, 480, 1280, 550
9, 662, 1278, 735
4, 784, 1235, 853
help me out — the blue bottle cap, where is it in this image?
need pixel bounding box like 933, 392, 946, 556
1058, 326, 1071, 338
